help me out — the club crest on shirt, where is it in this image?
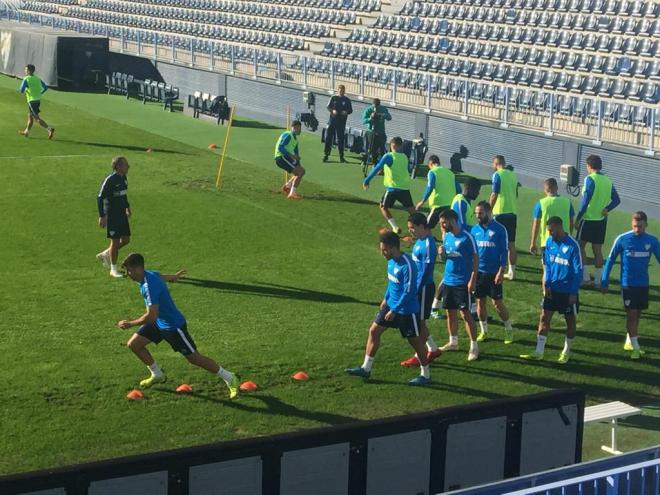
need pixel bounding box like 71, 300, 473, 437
393, 268, 399, 275
488, 230, 495, 237
645, 244, 651, 250
454, 239, 461, 247
562, 246, 569, 253
624, 299, 631, 307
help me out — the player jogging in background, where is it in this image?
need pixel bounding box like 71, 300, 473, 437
275, 120, 306, 199
521, 216, 582, 364
18, 64, 55, 139
451, 177, 481, 231
575, 154, 620, 288
416, 155, 461, 230
400, 213, 442, 368
119, 253, 240, 399
97, 156, 132, 278
530, 178, 575, 257
489, 155, 518, 280
471, 201, 514, 344
437, 209, 480, 361
601, 211, 660, 360
363, 136, 416, 235
345, 229, 431, 385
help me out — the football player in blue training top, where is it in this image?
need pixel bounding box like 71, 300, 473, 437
118, 253, 240, 399
345, 229, 431, 385
601, 211, 660, 359
521, 217, 582, 364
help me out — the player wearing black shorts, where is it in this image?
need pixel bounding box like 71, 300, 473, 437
416, 155, 461, 230
96, 156, 132, 278
521, 217, 582, 364
18, 64, 55, 139
363, 137, 416, 235
489, 155, 518, 280
345, 230, 431, 385
275, 120, 306, 199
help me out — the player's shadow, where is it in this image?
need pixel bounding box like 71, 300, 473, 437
55, 139, 187, 155
232, 119, 282, 130
306, 193, 376, 206
180, 277, 373, 305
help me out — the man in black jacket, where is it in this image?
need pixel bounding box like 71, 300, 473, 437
323, 84, 353, 163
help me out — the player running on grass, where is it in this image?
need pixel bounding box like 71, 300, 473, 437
601, 211, 660, 360
275, 120, 306, 199
345, 229, 431, 385
363, 136, 416, 235
471, 201, 514, 344
521, 216, 582, 364
400, 213, 442, 368
118, 253, 240, 398
18, 64, 55, 139
416, 155, 461, 230
96, 156, 132, 278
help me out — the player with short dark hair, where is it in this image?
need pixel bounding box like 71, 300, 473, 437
451, 177, 481, 231
437, 209, 480, 361
471, 201, 514, 344
119, 253, 240, 398
521, 216, 582, 364
530, 178, 575, 257
416, 155, 461, 230
345, 229, 431, 385
363, 136, 416, 234
601, 211, 660, 359
323, 84, 353, 163
275, 120, 306, 199
400, 213, 442, 367
18, 64, 54, 139
576, 154, 620, 287
489, 155, 518, 280
97, 156, 132, 278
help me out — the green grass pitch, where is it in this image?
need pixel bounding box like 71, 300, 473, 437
0, 74, 658, 475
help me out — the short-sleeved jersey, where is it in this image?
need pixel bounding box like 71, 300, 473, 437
471, 220, 508, 274
602, 231, 660, 288
139, 270, 186, 331
543, 234, 583, 294
442, 229, 477, 286
97, 172, 129, 216
384, 253, 420, 315
412, 235, 437, 289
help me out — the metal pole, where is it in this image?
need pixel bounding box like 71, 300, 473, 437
646, 108, 656, 156
190, 40, 194, 67
120, 27, 124, 54
302, 56, 307, 89
426, 75, 432, 112
172, 36, 175, 63
545, 93, 555, 136
329, 61, 335, 94
500, 87, 509, 128
276, 52, 282, 84
462, 79, 469, 120
230, 45, 235, 74
593, 100, 603, 145
210, 41, 214, 71
137, 30, 141, 56
253, 50, 258, 79
154, 33, 158, 62
359, 64, 365, 100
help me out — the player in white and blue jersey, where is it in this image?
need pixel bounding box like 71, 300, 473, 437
400, 213, 442, 367
346, 229, 431, 385
601, 211, 660, 359
118, 253, 240, 399
437, 209, 480, 361
471, 201, 514, 344
521, 217, 582, 364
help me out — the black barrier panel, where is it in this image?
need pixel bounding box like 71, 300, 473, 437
0, 389, 584, 495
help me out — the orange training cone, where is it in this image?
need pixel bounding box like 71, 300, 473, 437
126, 389, 144, 400
208, 143, 217, 150
240, 381, 258, 392
292, 371, 309, 381
176, 384, 193, 393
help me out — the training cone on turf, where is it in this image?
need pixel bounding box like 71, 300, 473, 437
126, 389, 144, 400
208, 143, 217, 150
240, 381, 258, 392
145, 148, 153, 153
176, 384, 193, 393
292, 371, 309, 381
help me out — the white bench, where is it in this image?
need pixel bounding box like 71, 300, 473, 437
584, 401, 642, 455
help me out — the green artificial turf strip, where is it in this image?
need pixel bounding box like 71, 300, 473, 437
0, 74, 658, 474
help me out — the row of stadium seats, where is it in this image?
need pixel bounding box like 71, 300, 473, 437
85, 0, 378, 11
376, 12, 659, 35
402, 0, 658, 16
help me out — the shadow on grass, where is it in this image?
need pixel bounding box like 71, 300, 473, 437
305, 193, 376, 206
232, 119, 282, 130
55, 139, 188, 155
181, 278, 374, 305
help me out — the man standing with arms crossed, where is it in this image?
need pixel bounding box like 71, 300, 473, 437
575, 155, 620, 287
323, 84, 353, 163
601, 211, 659, 359
275, 120, 306, 199
18, 64, 55, 139
489, 156, 518, 280
530, 178, 575, 257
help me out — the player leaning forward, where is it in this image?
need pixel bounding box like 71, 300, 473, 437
275, 120, 306, 199
118, 253, 240, 399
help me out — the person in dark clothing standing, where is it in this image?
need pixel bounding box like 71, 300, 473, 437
323, 85, 353, 163
361, 98, 392, 169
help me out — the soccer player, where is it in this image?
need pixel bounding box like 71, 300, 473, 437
18, 64, 54, 139
416, 155, 461, 230
530, 178, 575, 257
363, 136, 416, 235
601, 211, 660, 359
275, 120, 306, 199
97, 156, 132, 278
437, 209, 480, 361
323, 84, 353, 163
400, 213, 442, 367
575, 155, 620, 287
451, 177, 482, 231
471, 201, 514, 343
345, 229, 431, 385
521, 216, 582, 364
118, 253, 240, 399
489, 156, 518, 280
